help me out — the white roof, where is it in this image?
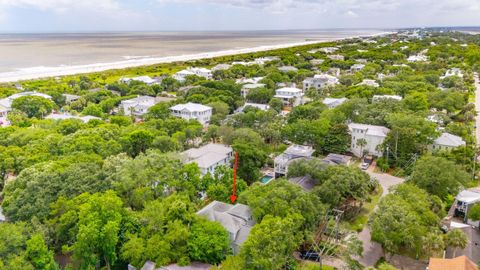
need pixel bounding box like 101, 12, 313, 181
46, 113, 102, 123
276, 87, 303, 93
278, 66, 298, 72
373, 95, 403, 101
183, 143, 232, 169
170, 102, 212, 112
0, 91, 52, 109
348, 123, 390, 137
242, 103, 270, 111
434, 132, 466, 147
323, 97, 347, 106
242, 83, 265, 89
284, 144, 314, 157
456, 190, 480, 204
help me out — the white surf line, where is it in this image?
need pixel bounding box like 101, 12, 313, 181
0, 31, 394, 83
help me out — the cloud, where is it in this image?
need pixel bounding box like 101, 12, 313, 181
0, 0, 122, 14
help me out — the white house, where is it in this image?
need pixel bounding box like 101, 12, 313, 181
274, 87, 304, 107
303, 74, 339, 91
212, 64, 232, 71
46, 113, 102, 123
274, 145, 314, 178
350, 64, 365, 72
197, 201, 255, 254
0, 91, 52, 117
372, 95, 403, 102
454, 189, 480, 223
236, 103, 270, 112
173, 67, 213, 82
170, 102, 213, 125
348, 123, 390, 157
310, 59, 325, 65
241, 83, 265, 98
407, 54, 428, 62
235, 77, 264, 85
182, 143, 233, 176
120, 96, 160, 116
120, 76, 160, 85
327, 54, 345, 61
359, 79, 380, 88
430, 132, 466, 152
254, 56, 279, 65
322, 97, 348, 109
441, 68, 464, 79
278, 66, 298, 73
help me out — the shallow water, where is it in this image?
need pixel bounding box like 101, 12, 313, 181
0, 29, 383, 73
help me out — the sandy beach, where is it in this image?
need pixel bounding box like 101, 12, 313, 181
0, 31, 393, 83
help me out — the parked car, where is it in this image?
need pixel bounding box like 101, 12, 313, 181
300, 250, 321, 262
361, 162, 370, 170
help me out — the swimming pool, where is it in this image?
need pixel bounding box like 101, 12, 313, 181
260, 175, 273, 184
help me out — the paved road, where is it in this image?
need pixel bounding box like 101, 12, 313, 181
357, 167, 404, 267
474, 73, 480, 145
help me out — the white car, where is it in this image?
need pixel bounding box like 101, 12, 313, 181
361, 162, 370, 170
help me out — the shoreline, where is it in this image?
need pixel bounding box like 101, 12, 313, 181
0, 31, 393, 83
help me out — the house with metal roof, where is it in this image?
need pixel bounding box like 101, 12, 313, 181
120, 95, 160, 116
241, 83, 265, 98
303, 74, 339, 91
274, 144, 314, 178
278, 66, 298, 73
430, 132, 466, 152
322, 97, 348, 109
348, 123, 390, 157
196, 201, 255, 254
274, 87, 304, 107
181, 143, 233, 176
372, 95, 403, 102
170, 102, 213, 125
0, 91, 52, 117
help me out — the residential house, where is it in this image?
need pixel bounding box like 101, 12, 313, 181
197, 201, 255, 254
120, 76, 160, 85
303, 74, 339, 91
428, 256, 478, 270
0, 91, 52, 117
322, 153, 352, 166
170, 102, 212, 125
181, 143, 233, 176
62, 94, 81, 103
120, 96, 161, 116
288, 175, 316, 192
348, 123, 390, 157
173, 67, 213, 82
454, 189, 480, 222
274, 87, 304, 107
241, 83, 265, 98
328, 68, 341, 77
350, 64, 365, 72
236, 103, 270, 113
274, 145, 314, 178
310, 59, 325, 65
356, 58, 368, 64
372, 95, 403, 102
358, 79, 380, 87
212, 63, 232, 71
407, 54, 428, 62
327, 54, 345, 61
235, 77, 264, 85
278, 66, 298, 73
441, 68, 464, 79
46, 113, 102, 123
254, 56, 279, 65
322, 97, 348, 109
430, 132, 466, 152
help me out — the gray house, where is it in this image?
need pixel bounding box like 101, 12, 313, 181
196, 201, 255, 254
274, 145, 314, 178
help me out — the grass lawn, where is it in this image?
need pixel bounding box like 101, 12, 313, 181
345, 184, 383, 232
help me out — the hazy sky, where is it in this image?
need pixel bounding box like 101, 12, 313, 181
0, 0, 478, 32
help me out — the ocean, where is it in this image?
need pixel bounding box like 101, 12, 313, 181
0, 29, 385, 82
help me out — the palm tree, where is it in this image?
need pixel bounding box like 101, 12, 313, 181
445, 229, 468, 257
356, 138, 367, 158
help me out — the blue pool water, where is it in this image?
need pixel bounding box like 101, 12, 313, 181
260, 175, 273, 184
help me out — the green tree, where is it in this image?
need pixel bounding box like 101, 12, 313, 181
26, 234, 58, 270
12, 96, 54, 118
468, 204, 480, 221
410, 156, 470, 199
123, 130, 155, 157
188, 218, 231, 264
240, 215, 301, 270
445, 229, 468, 257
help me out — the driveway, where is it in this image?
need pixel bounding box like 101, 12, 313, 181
357, 166, 405, 267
